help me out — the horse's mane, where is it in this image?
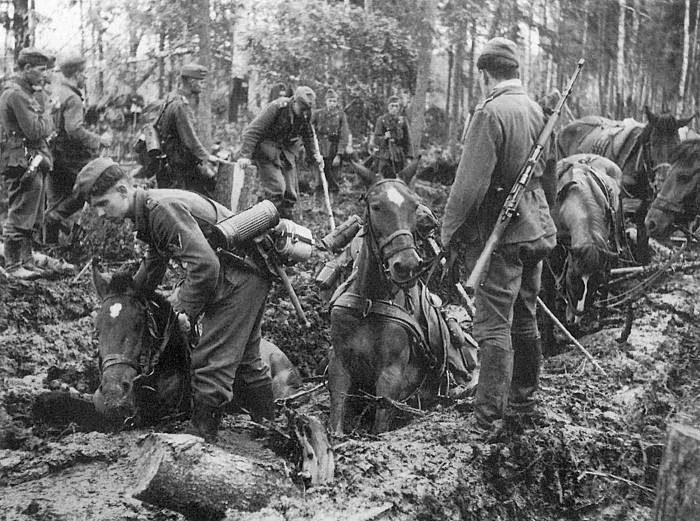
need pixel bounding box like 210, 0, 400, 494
650, 113, 683, 133
670, 138, 700, 169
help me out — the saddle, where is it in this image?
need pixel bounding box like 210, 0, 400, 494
577, 116, 645, 169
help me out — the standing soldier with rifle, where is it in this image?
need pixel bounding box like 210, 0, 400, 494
369, 95, 413, 178
0, 48, 55, 279
311, 89, 350, 195
441, 38, 562, 430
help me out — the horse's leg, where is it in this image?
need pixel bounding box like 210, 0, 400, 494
635, 199, 652, 265
373, 358, 408, 433
328, 349, 352, 436
617, 302, 634, 343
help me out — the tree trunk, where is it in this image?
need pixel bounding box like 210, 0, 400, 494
677, 0, 691, 116
447, 39, 464, 160
212, 162, 260, 212
407, 0, 435, 156
653, 423, 700, 520
132, 433, 298, 519
615, 0, 626, 118
195, 0, 213, 151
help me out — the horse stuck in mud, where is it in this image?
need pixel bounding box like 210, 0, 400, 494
645, 138, 700, 240
327, 160, 475, 435
556, 106, 693, 264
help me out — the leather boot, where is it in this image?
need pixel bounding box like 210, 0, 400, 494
3, 239, 41, 280
187, 400, 222, 443
237, 379, 276, 423
44, 220, 61, 245
474, 344, 514, 430
20, 238, 47, 277
510, 335, 542, 413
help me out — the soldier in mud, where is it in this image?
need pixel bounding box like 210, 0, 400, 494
73, 157, 276, 443
44, 53, 113, 245
441, 37, 556, 430
157, 63, 219, 196
237, 85, 323, 220
0, 48, 55, 279
311, 88, 350, 194
369, 95, 413, 178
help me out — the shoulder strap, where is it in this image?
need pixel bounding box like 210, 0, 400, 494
153, 94, 176, 134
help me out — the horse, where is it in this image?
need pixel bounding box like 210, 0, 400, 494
556, 107, 693, 264
91, 263, 304, 428
544, 154, 623, 336
645, 139, 700, 239
328, 159, 459, 435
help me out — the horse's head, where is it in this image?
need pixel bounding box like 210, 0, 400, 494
646, 139, 700, 238
644, 106, 694, 183
92, 263, 153, 425
564, 245, 616, 326
363, 168, 423, 286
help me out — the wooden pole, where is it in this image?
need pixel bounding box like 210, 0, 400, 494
654, 423, 700, 520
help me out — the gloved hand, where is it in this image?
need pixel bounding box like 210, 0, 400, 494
237, 157, 251, 169
167, 286, 187, 315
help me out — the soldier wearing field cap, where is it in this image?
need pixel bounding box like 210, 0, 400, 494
73, 156, 276, 443
0, 47, 55, 279
44, 53, 113, 244
237, 85, 323, 219
157, 63, 219, 196
311, 89, 350, 194
369, 95, 413, 178
441, 37, 556, 430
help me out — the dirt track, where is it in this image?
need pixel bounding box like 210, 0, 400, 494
1, 178, 699, 520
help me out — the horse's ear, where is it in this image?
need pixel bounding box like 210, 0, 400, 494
645, 106, 658, 125
351, 161, 380, 187
398, 155, 422, 185
677, 114, 694, 129
92, 259, 110, 300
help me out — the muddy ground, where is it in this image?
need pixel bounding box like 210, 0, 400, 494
1, 170, 699, 521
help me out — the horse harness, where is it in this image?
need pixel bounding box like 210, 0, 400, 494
100, 294, 176, 379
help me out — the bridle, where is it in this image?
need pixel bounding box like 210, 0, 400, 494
363, 178, 434, 289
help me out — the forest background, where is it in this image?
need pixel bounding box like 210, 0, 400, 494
0, 0, 699, 163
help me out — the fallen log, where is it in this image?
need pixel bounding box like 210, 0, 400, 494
654, 423, 700, 520
132, 433, 298, 520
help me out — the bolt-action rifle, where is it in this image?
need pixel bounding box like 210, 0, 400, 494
465, 59, 585, 292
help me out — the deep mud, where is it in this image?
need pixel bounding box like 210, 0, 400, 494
1, 174, 699, 521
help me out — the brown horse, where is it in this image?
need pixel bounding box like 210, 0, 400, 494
645, 139, 700, 239
548, 155, 623, 328
556, 107, 693, 264
328, 161, 450, 435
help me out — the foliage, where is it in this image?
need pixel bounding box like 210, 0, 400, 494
240, 0, 417, 140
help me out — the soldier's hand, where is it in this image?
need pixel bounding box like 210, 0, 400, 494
237, 157, 251, 169
202, 165, 216, 179
167, 287, 186, 314
100, 132, 113, 148
332, 155, 341, 167
207, 154, 220, 164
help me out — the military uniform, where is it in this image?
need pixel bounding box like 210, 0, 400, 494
158, 88, 213, 196
127, 186, 273, 429
373, 112, 412, 178
0, 73, 54, 273
441, 38, 556, 429
46, 80, 102, 238
311, 103, 350, 192
239, 88, 320, 219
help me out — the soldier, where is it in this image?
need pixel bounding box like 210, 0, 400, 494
45, 53, 113, 244
237, 86, 323, 219
0, 48, 54, 279
311, 89, 350, 194
73, 157, 276, 443
370, 96, 413, 178
441, 37, 556, 430
157, 63, 218, 195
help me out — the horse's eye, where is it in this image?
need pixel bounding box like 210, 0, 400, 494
370, 204, 382, 213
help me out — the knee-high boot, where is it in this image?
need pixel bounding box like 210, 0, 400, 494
474, 344, 514, 429
509, 334, 542, 413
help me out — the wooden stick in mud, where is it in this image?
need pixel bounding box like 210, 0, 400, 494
537, 296, 608, 376
654, 423, 700, 520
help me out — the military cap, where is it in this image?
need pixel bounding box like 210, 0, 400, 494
73, 157, 119, 198
477, 37, 519, 68
180, 63, 208, 80
58, 53, 87, 74
325, 89, 338, 100
387, 95, 401, 105
17, 48, 51, 68
294, 86, 316, 108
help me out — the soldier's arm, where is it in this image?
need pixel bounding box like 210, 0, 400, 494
238, 102, 279, 159
62, 94, 101, 150
149, 201, 220, 317
133, 246, 168, 294
174, 103, 210, 163
8, 91, 53, 141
